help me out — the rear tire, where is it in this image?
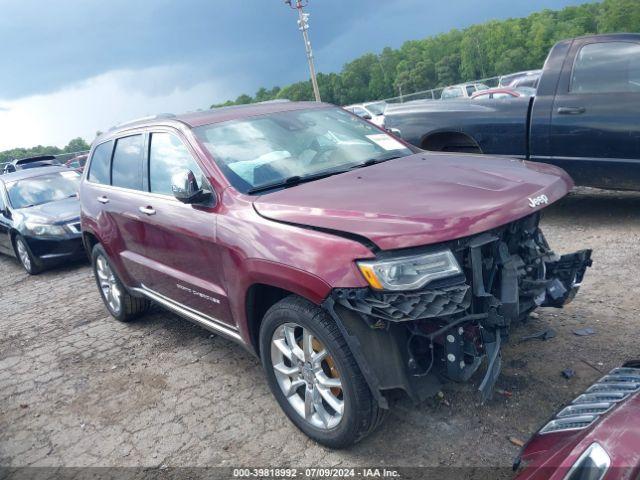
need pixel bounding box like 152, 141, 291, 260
13, 235, 42, 275
91, 243, 149, 322
259, 295, 386, 448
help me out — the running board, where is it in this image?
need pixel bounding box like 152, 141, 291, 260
133, 285, 242, 343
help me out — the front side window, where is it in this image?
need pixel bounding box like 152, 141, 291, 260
571, 41, 640, 94
111, 135, 144, 190
194, 107, 413, 194
441, 87, 462, 99
149, 133, 207, 195
87, 141, 113, 184
6, 171, 80, 209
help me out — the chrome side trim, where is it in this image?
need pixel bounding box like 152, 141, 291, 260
133, 285, 242, 343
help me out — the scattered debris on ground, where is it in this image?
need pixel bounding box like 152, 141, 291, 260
1, 188, 639, 468
520, 329, 556, 342
508, 437, 525, 448
573, 327, 596, 336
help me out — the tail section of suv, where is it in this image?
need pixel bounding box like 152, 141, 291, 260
80, 102, 592, 447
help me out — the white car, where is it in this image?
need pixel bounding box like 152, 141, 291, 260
344, 101, 387, 127
440, 83, 489, 100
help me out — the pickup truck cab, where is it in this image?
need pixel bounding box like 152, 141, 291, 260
385, 34, 640, 190
80, 102, 591, 447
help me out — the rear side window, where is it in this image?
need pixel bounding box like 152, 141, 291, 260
111, 135, 144, 190
0, 185, 5, 210
571, 42, 640, 94
88, 141, 113, 184
148, 133, 207, 195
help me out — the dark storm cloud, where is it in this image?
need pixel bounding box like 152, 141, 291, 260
0, 0, 591, 101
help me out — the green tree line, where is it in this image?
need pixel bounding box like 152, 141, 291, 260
212, 0, 640, 107
0, 137, 90, 164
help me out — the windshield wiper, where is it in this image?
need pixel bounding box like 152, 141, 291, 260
247, 169, 349, 195
246, 153, 406, 195
350, 154, 404, 170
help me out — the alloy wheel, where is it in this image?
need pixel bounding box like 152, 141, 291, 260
271, 323, 344, 430
16, 239, 31, 271
95, 255, 122, 314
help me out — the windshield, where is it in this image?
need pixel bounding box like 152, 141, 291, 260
194, 107, 413, 194
364, 102, 386, 115
6, 171, 80, 209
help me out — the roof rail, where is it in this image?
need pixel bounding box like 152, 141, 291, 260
109, 113, 176, 131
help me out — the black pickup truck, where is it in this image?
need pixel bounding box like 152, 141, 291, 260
385, 34, 640, 190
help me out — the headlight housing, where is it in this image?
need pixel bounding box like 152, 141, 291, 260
24, 221, 67, 236
564, 443, 611, 480
357, 250, 462, 291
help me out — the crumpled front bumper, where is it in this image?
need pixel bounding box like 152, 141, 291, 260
322, 213, 593, 406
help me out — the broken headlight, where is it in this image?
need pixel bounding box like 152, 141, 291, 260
357, 250, 462, 291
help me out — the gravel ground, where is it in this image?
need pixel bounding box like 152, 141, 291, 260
1, 187, 639, 474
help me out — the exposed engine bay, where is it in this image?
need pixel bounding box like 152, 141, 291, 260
323, 213, 592, 405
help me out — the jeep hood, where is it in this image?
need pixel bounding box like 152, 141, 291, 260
253, 153, 573, 250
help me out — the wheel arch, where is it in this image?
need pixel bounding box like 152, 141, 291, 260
420, 131, 482, 153
82, 230, 100, 256
241, 259, 333, 355
245, 283, 294, 355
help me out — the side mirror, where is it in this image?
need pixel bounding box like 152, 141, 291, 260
362, 113, 372, 120
171, 169, 213, 205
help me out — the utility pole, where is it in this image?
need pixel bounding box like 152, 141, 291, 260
285, 0, 321, 102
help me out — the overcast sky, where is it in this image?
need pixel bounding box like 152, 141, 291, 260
0, 0, 592, 150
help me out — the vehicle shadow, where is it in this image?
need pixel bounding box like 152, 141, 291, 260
543, 187, 640, 225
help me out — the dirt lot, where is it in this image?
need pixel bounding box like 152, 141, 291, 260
1, 188, 639, 473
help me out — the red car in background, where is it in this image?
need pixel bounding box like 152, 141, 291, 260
65, 153, 88, 172
515, 360, 640, 480
471, 87, 536, 100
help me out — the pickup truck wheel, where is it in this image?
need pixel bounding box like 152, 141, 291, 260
259, 296, 386, 448
14, 235, 42, 275
91, 244, 149, 322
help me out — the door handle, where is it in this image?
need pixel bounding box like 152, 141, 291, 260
557, 106, 586, 115
138, 206, 156, 216
97, 195, 109, 204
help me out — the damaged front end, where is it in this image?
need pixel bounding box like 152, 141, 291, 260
322, 213, 592, 407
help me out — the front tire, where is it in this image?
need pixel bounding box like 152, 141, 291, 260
91, 243, 149, 322
259, 296, 386, 448
14, 235, 42, 275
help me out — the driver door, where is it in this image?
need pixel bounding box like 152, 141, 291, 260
138, 130, 234, 326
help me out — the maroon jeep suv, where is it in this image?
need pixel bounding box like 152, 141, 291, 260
80, 101, 592, 448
